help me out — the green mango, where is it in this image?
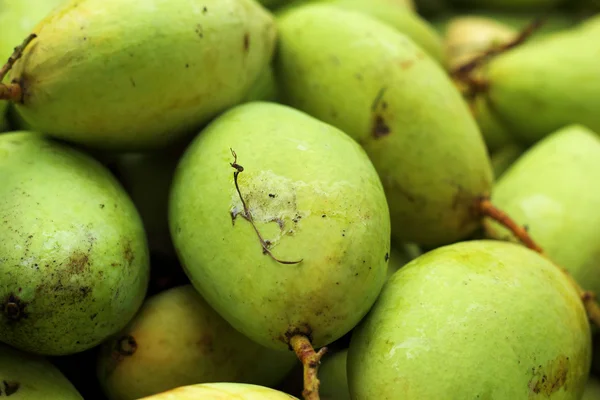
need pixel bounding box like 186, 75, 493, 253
465, 19, 600, 145
583, 378, 600, 400
484, 125, 600, 297
446, 0, 567, 10
319, 350, 351, 400
0, 343, 83, 399
4, 0, 276, 151
97, 285, 296, 400
274, 4, 493, 247
0, 132, 149, 355
137, 383, 299, 399
490, 142, 525, 180
471, 95, 518, 152
348, 240, 591, 399
277, 0, 443, 64
169, 102, 390, 350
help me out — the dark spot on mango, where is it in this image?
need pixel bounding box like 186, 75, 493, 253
244, 33, 250, 52
68, 251, 90, 274
123, 241, 134, 266
528, 354, 570, 396
2, 380, 19, 396
1, 294, 28, 322
372, 115, 391, 138
115, 335, 137, 356
385, 252, 389, 262
399, 59, 414, 69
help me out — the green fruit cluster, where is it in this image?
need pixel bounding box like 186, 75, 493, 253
0, 0, 599, 399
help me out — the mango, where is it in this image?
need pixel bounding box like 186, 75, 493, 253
0, 132, 149, 355
0, 343, 83, 399
277, 0, 443, 64
5, 0, 276, 151
137, 383, 299, 399
274, 4, 493, 247
484, 125, 600, 297
97, 285, 296, 400
169, 102, 390, 351
348, 240, 591, 399
464, 19, 600, 145
319, 349, 351, 400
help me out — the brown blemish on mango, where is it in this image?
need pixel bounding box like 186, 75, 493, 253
528, 354, 570, 397
2, 380, 20, 396
1, 294, 28, 322
67, 251, 90, 274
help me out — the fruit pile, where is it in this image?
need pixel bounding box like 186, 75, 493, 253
1, 0, 600, 399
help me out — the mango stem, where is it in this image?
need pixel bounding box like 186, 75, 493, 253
290, 335, 327, 400
0, 33, 37, 101
478, 198, 600, 328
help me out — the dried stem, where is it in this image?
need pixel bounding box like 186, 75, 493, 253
229, 148, 302, 265
0, 33, 37, 101
478, 198, 600, 328
290, 335, 327, 400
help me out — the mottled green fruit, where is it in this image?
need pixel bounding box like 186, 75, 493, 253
138, 383, 299, 399
490, 142, 525, 180
0, 343, 83, 399
319, 350, 351, 400
470, 20, 600, 145
7, 0, 276, 151
348, 240, 591, 399
447, 0, 567, 10
112, 152, 180, 259
277, 0, 443, 64
97, 285, 296, 400
583, 378, 600, 400
485, 125, 600, 298
169, 102, 390, 350
275, 5, 493, 247
242, 65, 280, 103
0, 132, 149, 355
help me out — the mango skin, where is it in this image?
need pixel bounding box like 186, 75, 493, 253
138, 383, 299, 400
274, 4, 493, 247
485, 125, 600, 297
348, 240, 591, 399
478, 21, 600, 145
277, 0, 443, 64
0, 132, 149, 355
319, 350, 351, 400
8, 0, 276, 151
0, 343, 83, 399
97, 285, 296, 400
169, 102, 390, 350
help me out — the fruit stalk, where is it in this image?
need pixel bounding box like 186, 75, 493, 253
290, 335, 327, 400
478, 198, 600, 328
0, 33, 36, 101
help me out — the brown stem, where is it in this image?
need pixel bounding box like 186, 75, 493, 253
478, 198, 600, 328
290, 335, 327, 400
0, 33, 37, 101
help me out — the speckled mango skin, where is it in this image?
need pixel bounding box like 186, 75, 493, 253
138, 383, 298, 400
473, 20, 600, 145
485, 125, 600, 297
8, 0, 276, 151
276, 0, 443, 64
0, 132, 149, 356
348, 240, 591, 399
274, 5, 493, 247
0, 342, 83, 399
169, 102, 390, 350
97, 285, 296, 400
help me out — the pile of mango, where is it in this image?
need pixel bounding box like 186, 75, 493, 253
1, 0, 600, 399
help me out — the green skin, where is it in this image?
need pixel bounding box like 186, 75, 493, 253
242, 65, 280, 103
7, 0, 276, 151
348, 240, 591, 399
0, 343, 83, 399
97, 285, 296, 400
582, 378, 600, 400
138, 383, 298, 399
473, 20, 600, 145
484, 125, 600, 298
276, 0, 443, 64
319, 350, 351, 400
169, 102, 390, 350
0, 132, 149, 356
490, 142, 525, 180
274, 4, 493, 247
